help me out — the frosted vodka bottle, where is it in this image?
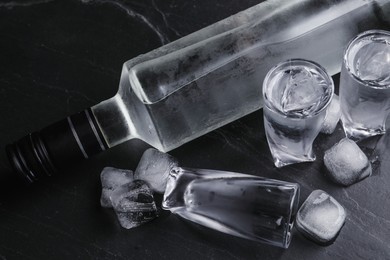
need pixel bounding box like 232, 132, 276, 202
7, 0, 390, 183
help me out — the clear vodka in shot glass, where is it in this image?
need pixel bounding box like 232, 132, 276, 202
340, 30, 390, 141
262, 59, 334, 167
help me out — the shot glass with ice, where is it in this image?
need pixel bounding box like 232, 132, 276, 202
262, 59, 334, 167
340, 30, 390, 141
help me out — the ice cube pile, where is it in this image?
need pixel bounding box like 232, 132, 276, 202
296, 190, 346, 245
321, 94, 341, 134
324, 138, 372, 186
100, 148, 179, 229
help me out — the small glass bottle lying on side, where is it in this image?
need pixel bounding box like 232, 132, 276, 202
162, 167, 300, 249
6, 0, 390, 183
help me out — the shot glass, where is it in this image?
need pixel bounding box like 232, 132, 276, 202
340, 30, 390, 141
162, 167, 300, 249
262, 59, 334, 167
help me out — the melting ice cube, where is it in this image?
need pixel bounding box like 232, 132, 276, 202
100, 167, 134, 208
134, 148, 179, 193
324, 138, 372, 186
321, 94, 341, 134
111, 180, 158, 229
296, 190, 346, 245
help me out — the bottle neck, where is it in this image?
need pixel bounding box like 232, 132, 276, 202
6, 95, 140, 184
6, 108, 109, 183
91, 95, 138, 148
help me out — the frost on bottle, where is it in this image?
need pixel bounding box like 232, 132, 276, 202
7, 0, 390, 183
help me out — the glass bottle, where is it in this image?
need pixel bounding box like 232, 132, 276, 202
162, 167, 300, 248
7, 0, 390, 182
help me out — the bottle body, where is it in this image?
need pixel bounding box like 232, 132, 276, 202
7, 0, 390, 182
92, 0, 390, 152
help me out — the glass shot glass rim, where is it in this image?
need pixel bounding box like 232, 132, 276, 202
262, 58, 334, 118
343, 29, 390, 90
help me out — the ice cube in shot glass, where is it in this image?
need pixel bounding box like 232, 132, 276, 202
340, 30, 390, 141
262, 59, 334, 167
296, 190, 346, 245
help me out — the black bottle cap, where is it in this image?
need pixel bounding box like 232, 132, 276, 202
6, 108, 108, 184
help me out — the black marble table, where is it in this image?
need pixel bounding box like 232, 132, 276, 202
0, 0, 389, 259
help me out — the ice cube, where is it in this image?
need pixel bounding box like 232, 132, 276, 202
134, 148, 179, 193
100, 167, 134, 208
321, 94, 341, 134
111, 180, 159, 229
324, 138, 372, 186
281, 66, 328, 114
355, 41, 390, 86
296, 190, 346, 245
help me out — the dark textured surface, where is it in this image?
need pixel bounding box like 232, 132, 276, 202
0, 0, 389, 259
